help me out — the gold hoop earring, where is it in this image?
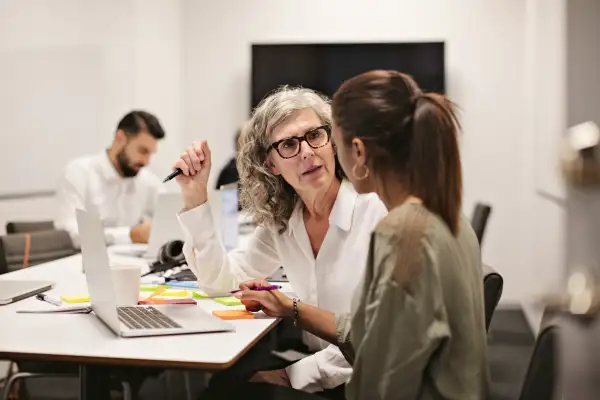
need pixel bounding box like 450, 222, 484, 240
352, 164, 370, 181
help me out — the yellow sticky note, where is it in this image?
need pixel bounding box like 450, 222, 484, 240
140, 285, 165, 292
61, 295, 90, 303
160, 290, 189, 297
193, 291, 210, 299
214, 296, 242, 306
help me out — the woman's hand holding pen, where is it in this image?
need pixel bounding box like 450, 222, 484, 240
233, 279, 294, 317
237, 279, 339, 346
173, 140, 212, 211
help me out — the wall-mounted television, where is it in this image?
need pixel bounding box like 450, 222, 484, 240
251, 42, 445, 111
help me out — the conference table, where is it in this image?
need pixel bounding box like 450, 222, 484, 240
0, 250, 289, 399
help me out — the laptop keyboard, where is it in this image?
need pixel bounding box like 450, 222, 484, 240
117, 306, 182, 330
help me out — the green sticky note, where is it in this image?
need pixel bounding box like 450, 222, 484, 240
214, 296, 242, 306
192, 291, 210, 299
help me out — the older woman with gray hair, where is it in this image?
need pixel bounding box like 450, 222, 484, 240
173, 86, 386, 396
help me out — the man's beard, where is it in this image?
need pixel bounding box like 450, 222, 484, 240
116, 150, 142, 178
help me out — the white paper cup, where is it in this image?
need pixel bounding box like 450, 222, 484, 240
111, 264, 142, 306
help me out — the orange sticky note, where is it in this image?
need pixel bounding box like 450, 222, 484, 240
212, 310, 255, 320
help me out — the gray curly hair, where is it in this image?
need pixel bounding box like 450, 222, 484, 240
237, 86, 343, 233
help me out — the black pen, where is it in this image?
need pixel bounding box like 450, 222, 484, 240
36, 293, 62, 306
163, 168, 182, 183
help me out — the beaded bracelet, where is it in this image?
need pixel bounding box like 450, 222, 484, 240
292, 297, 300, 327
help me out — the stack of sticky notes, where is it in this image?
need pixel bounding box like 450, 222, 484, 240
212, 310, 254, 320
60, 295, 90, 303
158, 290, 189, 297
140, 288, 191, 299
140, 286, 189, 296
140, 285, 165, 292
139, 298, 196, 305
139, 286, 197, 305
213, 296, 242, 306
165, 281, 199, 289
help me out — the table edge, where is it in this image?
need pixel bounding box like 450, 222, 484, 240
0, 318, 281, 371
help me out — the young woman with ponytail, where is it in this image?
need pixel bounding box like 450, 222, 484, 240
225, 70, 489, 400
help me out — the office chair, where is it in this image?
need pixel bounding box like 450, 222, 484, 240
0, 231, 81, 400
6, 220, 55, 235
1, 372, 132, 400
482, 264, 504, 331
471, 203, 492, 245
518, 323, 557, 400
0, 230, 77, 274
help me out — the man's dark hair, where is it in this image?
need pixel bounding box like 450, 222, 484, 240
116, 110, 165, 139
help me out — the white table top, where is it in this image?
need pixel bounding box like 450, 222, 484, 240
0, 253, 285, 370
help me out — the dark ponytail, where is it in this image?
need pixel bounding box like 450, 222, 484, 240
409, 93, 462, 235
332, 70, 462, 235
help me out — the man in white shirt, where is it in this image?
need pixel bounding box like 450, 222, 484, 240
55, 110, 165, 248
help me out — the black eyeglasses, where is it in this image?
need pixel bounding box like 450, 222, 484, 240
269, 125, 331, 159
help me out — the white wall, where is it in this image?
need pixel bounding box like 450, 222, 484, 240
130, 0, 184, 184
183, 0, 566, 310
520, 0, 567, 332
0, 0, 184, 233
0, 197, 57, 235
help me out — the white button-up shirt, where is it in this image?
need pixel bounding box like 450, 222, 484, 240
54, 151, 163, 247
178, 180, 387, 392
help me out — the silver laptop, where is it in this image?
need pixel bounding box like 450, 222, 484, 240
0, 280, 54, 305
76, 208, 234, 338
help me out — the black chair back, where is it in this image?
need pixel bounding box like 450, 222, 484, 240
518, 323, 557, 400
0, 230, 76, 274
6, 220, 55, 234
471, 203, 492, 245
483, 264, 503, 331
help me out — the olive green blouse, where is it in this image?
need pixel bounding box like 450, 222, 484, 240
336, 203, 489, 399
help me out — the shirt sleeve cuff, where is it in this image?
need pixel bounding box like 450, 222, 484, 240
285, 355, 324, 393
105, 226, 132, 245
177, 202, 215, 241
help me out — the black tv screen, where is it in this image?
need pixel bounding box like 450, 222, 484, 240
251, 42, 445, 111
